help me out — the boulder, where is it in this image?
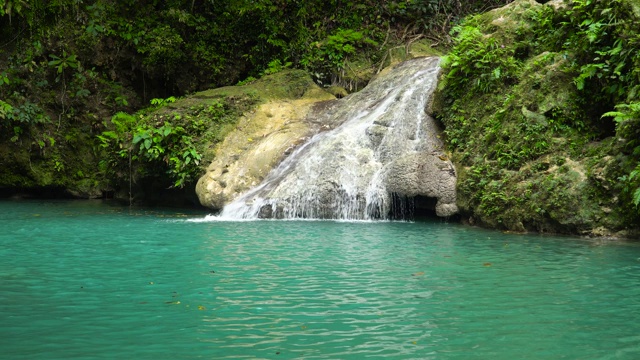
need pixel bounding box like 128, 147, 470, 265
383, 152, 458, 217
195, 74, 336, 210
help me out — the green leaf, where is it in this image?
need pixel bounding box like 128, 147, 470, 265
99, 131, 118, 140
633, 187, 640, 207
144, 139, 152, 149
601, 110, 623, 118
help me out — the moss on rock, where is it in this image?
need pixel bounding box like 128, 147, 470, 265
433, 0, 639, 237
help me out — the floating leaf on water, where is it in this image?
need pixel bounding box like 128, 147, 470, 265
411, 271, 425, 276
198, 305, 206, 310
165, 301, 181, 305
149, 282, 154, 285
483, 262, 492, 267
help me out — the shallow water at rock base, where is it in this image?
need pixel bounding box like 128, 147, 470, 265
2, 200, 640, 359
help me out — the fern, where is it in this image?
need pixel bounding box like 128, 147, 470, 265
633, 187, 640, 207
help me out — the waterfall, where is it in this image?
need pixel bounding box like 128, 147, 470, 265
218, 57, 453, 220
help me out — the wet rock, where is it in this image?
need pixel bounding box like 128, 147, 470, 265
383, 153, 458, 217
216, 57, 457, 220
195, 75, 336, 210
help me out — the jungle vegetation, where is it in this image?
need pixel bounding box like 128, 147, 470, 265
0, 0, 511, 200
1, 0, 637, 235
435, 0, 640, 234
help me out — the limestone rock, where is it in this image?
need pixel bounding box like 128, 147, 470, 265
195, 81, 336, 210
216, 57, 457, 220
383, 153, 458, 217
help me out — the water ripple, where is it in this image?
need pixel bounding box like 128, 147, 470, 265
2, 202, 640, 359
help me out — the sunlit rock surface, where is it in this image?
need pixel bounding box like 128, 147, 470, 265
195, 80, 336, 210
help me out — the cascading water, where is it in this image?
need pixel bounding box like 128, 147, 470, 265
219, 57, 456, 220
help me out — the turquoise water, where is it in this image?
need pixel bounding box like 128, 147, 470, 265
1, 200, 640, 359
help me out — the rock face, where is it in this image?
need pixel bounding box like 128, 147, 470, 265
216, 57, 458, 220
195, 74, 336, 210
431, 0, 640, 237
383, 152, 458, 217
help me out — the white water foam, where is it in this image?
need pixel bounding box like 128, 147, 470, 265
214, 57, 443, 221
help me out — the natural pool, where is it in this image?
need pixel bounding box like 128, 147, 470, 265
1, 200, 639, 359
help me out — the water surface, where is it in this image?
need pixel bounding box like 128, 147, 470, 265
1, 200, 639, 359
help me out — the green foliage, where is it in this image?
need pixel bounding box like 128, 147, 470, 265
0, 0, 518, 98
136, 25, 185, 75
389, 0, 514, 41
131, 123, 202, 188
0, 100, 13, 120
603, 102, 640, 210
262, 59, 292, 76
0, 100, 50, 131
0, 0, 26, 20
441, 21, 520, 97
98, 111, 203, 188
150, 96, 177, 108
565, 1, 639, 98
0, 71, 9, 86
236, 76, 257, 86
436, 0, 640, 231
13, 102, 50, 125
98, 94, 258, 189
48, 51, 79, 75
557, 0, 640, 216
301, 28, 378, 78
0, 0, 518, 201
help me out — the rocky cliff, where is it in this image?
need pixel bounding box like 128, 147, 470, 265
433, 0, 640, 237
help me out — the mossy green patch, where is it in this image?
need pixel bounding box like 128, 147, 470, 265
434, 0, 639, 237
193, 70, 318, 102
